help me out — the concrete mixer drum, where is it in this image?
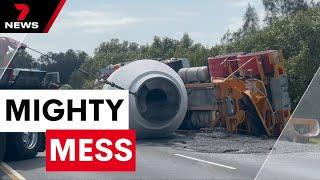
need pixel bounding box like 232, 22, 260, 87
103, 60, 188, 138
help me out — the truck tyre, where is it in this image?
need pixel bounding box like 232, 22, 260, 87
38, 133, 46, 152
0, 133, 6, 161
5, 132, 42, 160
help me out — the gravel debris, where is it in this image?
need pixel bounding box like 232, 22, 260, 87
168, 129, 276, 154
139, 128, 320, 154
272, 140, 320, 154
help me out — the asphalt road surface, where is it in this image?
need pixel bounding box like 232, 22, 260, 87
0, 140, 267, 180
1, 139, 319, 180
256, 152, 320, 180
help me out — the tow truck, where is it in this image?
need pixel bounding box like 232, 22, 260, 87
0, 67, 60, 161
0, 37, 60, 161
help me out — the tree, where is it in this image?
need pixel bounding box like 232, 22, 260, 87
221, 29, 233, 44
11, 50, 39, 69
59, 4, 320, 110
71, 33, 217, 89
222, 8, 320, 108
39, 49, 87, 84
310, 0, 320, 7
221, 4, 259, 43
242, 3, 259, 35
263, 0, 308, 24
149, 36, 162, 58
180, 33, 193, 50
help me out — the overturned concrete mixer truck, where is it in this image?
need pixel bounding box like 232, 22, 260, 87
102, 50, 293, 138
0, 50, 295, 162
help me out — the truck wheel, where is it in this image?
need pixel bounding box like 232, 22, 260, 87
38, 133, 46, 152
0, 133, 6, 161
5, 132, 42, 160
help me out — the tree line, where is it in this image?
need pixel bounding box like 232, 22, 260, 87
11, 0, 320, 108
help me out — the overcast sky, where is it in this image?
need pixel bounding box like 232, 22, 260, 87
3, 0, 266, 57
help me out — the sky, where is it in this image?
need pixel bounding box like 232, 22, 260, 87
3, 0, 266, 57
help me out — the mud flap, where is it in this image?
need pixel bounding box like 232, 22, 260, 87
241, 96, 269, 136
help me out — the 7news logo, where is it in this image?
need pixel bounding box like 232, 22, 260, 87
0, 0, 66, 33
4, 4, 39, 30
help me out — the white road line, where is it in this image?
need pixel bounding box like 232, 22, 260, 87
174, 154, 237, 170
0, 162, 26, 180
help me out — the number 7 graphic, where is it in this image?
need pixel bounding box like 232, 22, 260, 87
15, 4, 30, 21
